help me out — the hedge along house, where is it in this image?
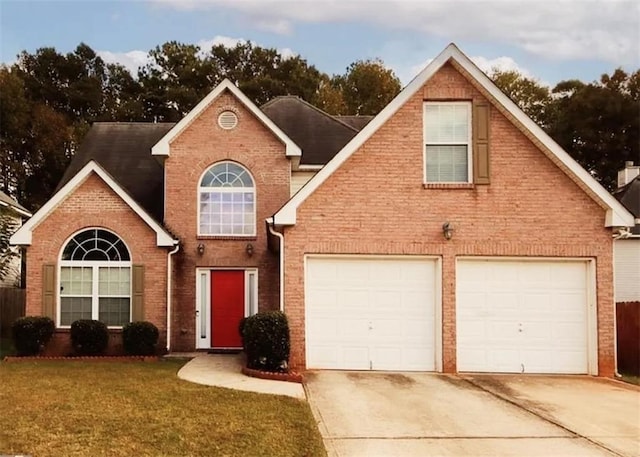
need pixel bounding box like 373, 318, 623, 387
11, 44, 634, 375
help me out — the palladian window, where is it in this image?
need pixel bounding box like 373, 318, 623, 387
59, 229, 131, 327
199, 161, 256, 236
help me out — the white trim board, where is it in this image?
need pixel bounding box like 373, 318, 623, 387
152, 79, 301, 158
272, 43, 634, 228
10, 160, 177, 247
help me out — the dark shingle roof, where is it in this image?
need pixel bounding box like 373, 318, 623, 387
261, 96, 361, 165
57, 122, 175, 222
334, 115, 374, 131
613, 175, 640, 234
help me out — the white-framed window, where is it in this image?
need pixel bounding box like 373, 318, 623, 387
424, 102, 472, 183
199, 161, 256, 236
58, 229, 131, 327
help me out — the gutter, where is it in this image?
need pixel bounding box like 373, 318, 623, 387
166, 242, 180, 352
267, 218, 285, 312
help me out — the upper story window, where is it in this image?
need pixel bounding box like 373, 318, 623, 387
424, 102, 472, 183
59, 229, 131, 327
199, 161, 256, 236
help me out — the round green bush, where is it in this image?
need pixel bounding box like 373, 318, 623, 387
11, 316, 55, 356
70, 319, 109, 355
122, 321, 159, 355
243, 311, 290, 372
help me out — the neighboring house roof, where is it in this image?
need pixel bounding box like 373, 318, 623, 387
152, 79, 301, 158
613, 175, 640, 235
57, 122, 174, 222
334, 115, 374, 131
0, 191, 31, 217
261, 96, 363, 166
272, 43, 635, 228
10, 161, 177, 247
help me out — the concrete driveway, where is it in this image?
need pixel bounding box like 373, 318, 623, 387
304, 372, 640, 457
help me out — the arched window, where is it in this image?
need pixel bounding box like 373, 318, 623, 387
59, 229, 131, 327
199, 161, 256, 236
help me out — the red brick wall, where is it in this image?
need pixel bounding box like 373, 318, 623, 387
164, 90, 290, 351
283, 63, 614, 375
26, 173, 169, 354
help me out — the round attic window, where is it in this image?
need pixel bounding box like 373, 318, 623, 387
218, 111, 238, 130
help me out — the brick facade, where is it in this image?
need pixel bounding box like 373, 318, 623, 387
26, 174, 169, 354
163, 91, 289, 351
282, 63, 615, 376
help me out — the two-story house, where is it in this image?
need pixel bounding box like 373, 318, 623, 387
10, 44, 634, 376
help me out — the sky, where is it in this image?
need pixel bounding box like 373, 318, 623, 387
1, 0, 639, 87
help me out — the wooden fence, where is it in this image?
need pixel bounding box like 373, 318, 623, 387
0, 288, 25, 339
617, 301, 640, 376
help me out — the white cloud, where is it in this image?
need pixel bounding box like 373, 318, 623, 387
150, 0, 640, 65
97, 50, 151, 76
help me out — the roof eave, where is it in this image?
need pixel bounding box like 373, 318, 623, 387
10, 160, 178, 247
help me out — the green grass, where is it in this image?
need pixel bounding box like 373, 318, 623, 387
0, 359, 326, 457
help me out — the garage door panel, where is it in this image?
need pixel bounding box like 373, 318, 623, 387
306, 257, 437, 371
457, 259, 589, 374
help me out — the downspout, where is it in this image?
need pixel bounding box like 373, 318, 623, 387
166, 242, 180, 352
268, 219, 285, 312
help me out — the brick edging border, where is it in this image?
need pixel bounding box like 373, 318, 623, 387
241, 366, 304, 383
3, 355, 159, 363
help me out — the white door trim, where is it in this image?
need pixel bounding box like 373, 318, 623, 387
195, 268, 258, 349
455, 256, 597, 375
304, 254, 442, 372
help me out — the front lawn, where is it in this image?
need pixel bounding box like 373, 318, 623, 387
0, 359, 326, 457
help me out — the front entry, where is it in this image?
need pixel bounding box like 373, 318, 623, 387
196, 269, 258, 349
211, 271, 244, 348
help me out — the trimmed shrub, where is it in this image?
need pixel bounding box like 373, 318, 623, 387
11, 316, 55, 356
70, 320, 109, 355
243, 311, 290, 372
238, 317, 248, 346
122, 321, 159, 355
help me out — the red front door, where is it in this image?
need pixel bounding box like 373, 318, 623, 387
211, 270, 245, 348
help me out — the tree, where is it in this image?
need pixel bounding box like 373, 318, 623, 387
335, 59, 401, 115
490, 69, 551, 127
0, 207, 20, 283
546, 69, 640, 190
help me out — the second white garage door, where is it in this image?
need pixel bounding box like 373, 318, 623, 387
456, 259, 591, 374
305, 256, 438, 371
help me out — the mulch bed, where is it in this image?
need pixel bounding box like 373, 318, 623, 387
3, 355, 159, 363
241, 366, 304, 383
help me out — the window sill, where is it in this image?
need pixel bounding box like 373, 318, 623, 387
423, 183, 475, 189
196, 236, 258, 241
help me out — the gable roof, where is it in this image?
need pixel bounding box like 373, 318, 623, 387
152, 79, 301, 158
272, 43, 635, 228
57, 122, 174, 222
0, 191, 31, 218
10, 161, 177, 247
261, 96, 364, 165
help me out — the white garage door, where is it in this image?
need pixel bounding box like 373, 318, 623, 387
457, 259, 590, 374
306, 256, 437, 371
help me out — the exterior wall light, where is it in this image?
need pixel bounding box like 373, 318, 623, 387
197, 243, 205, 255
246, 243, 254, 257
442, 222, 454, 240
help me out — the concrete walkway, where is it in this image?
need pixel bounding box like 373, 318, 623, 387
175, 353, 306, 399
